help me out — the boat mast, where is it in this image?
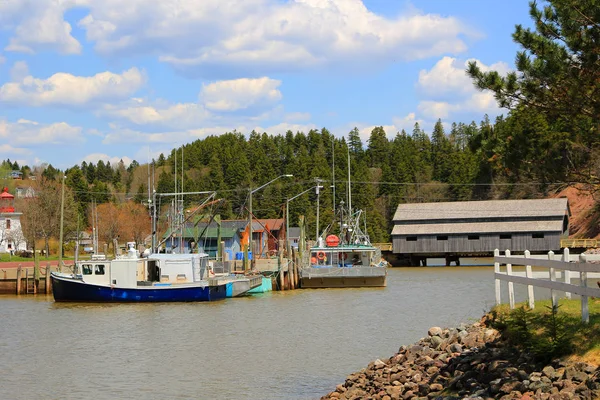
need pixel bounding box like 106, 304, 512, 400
332, 137, 335, 216
180, 146, 184, 254
347, 144, 351, 214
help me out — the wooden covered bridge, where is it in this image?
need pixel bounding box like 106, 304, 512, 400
390, 198, 571, 266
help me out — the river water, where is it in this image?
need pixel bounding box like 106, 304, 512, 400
0, 267, 547, 400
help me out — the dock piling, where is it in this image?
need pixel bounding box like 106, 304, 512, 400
16, 265, 22, 295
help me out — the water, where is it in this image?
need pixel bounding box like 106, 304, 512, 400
0, 267, 545, 400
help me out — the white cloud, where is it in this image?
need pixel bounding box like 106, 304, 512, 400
0, 119, 84, 146
100, 100, 210, 129
417, 56, 510, 96
0, 0, 85, 54
0, 54, 6, 64
253, 122, 317, 135
68, 0, 472, 75
0, 67, 145, 107
80, 153, 133, 167
9, 61, 29, 81
200, 77, 282, 111
415, 57, 511, 120
392, 112, 424, 131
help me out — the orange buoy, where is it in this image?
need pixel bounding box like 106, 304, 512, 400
325, 235, 340, 247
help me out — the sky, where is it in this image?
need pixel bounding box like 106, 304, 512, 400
0, 0, 534, 170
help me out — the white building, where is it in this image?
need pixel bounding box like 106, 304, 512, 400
0, 187, 26, 254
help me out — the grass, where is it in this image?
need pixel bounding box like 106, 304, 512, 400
489, 298, 600, 366
0, 254, 75, 262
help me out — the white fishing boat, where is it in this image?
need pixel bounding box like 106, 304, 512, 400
300, 203, 388, 288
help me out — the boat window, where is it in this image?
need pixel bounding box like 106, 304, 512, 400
95, 265, 105, 275
436, 236, 448, 241
500, 234, 512, 240
532, 233, 544, 239
468, 235, 480, 240
160, 275, 169, 282
406, 236, 417, 242
177, 274, 187, 281
82, 264, 92, 275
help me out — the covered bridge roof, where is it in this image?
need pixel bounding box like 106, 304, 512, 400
393, 198, 570, 222
392, 198, 569, 236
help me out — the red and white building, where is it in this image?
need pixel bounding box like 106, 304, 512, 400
0, 187, 26, 254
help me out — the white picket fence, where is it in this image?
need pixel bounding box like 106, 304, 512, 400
494, 248, 600, 323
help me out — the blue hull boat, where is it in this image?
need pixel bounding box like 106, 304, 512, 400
51, 273, 227, 302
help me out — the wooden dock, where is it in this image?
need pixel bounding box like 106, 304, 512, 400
560, 238, 598, 248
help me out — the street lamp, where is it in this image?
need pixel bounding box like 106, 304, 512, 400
248, 174, 293, 269
286, 184, 320, 256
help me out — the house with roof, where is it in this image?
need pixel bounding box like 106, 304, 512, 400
163, 218, 287, 259
391, 198, 570, 265
0, 187, 27, 254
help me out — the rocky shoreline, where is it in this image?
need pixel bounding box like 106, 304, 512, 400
321, 318, 600, 400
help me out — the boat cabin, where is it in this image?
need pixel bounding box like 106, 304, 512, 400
310, 247, 373, 268
77, 243, 211, 288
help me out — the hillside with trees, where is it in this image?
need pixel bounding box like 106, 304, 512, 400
2, 0, 599, 253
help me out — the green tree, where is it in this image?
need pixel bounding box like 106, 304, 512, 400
468, 0, 600, 129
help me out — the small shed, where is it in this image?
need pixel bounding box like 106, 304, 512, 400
391, 198, 570, 262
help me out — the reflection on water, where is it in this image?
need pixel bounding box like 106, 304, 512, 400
0, 267, 553, 400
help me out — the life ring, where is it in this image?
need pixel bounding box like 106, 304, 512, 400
339, 252, 347, 260
317, 251, 326, 260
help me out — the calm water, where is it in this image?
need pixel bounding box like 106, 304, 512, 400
0, 267, 548, 400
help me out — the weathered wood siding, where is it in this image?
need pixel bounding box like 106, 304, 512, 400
393, 232, 562, 254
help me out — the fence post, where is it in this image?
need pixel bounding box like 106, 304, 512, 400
580, 253, 589, 323
506, 249, 514, 309
494, 249, 501, 306
524, 250, 535, 309
562, 247, 571, 299
548, 251, 557, 308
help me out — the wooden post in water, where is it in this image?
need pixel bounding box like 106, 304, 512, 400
505, 249, 514, 309
292, 247, 299, 288
16, 265, 22, 295
285, 240, 294, 290
580, 253, 589, 323
562, 247, 571, 299
524, 250, 534, 309
45, 262, 51, 294
494, 249, 501, 306
548, 250, 557, 308
278, 241, 285, 291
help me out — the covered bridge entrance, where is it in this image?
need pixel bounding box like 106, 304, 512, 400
391, 198, 570, 266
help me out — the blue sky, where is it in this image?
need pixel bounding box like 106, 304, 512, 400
0, 0, 533, 170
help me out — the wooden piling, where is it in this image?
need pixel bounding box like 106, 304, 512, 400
16, 266, 22, 295
278, 240, 285, 291
45, 263, 51, 294
292, 247, 299, 289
